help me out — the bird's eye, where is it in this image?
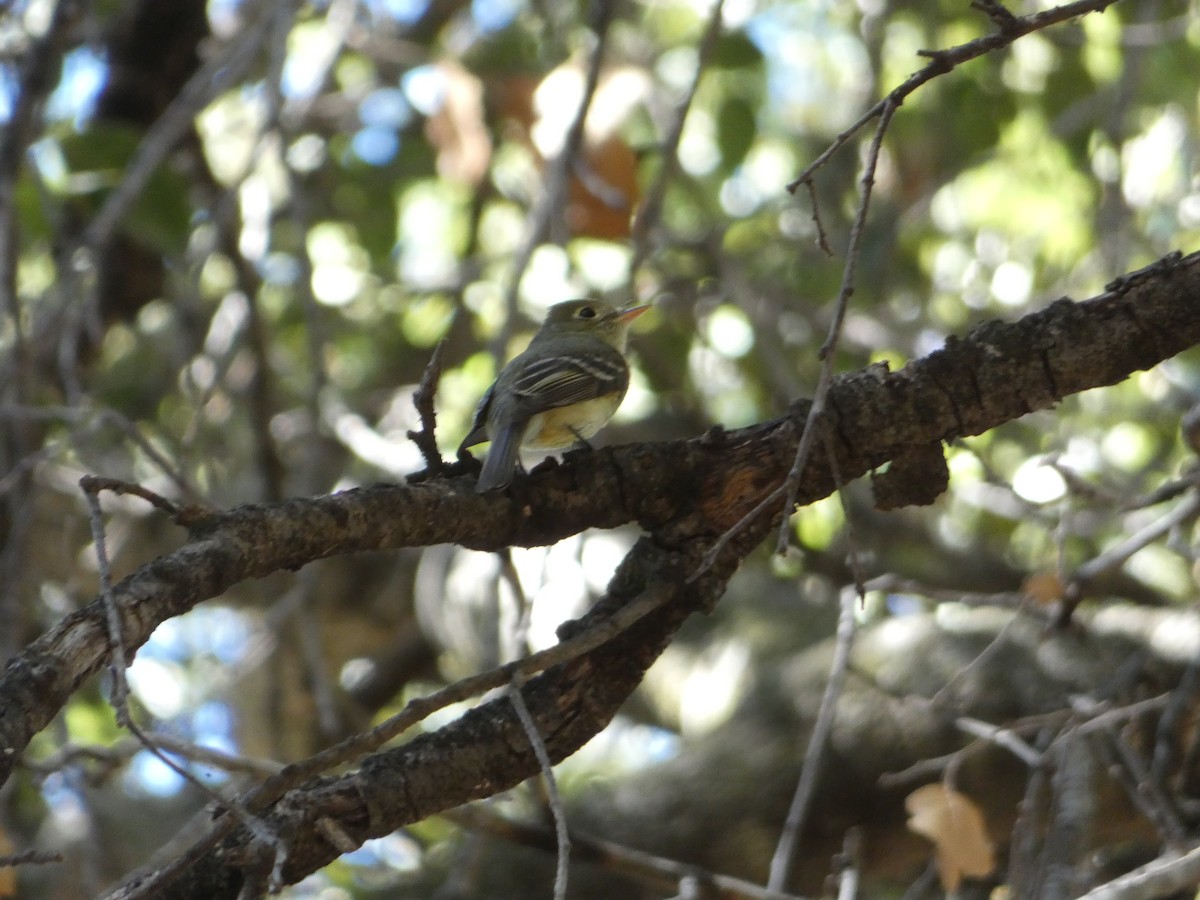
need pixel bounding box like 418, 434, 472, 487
578, 306, 597, 319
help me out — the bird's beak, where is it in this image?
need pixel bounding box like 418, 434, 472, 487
617, 304, 650, 322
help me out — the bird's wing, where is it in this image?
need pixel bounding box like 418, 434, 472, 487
458, 384, 494, 450
508, 350, 628, 413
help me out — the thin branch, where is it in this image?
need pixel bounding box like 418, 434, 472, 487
1078, 842, 1200, 900
81, 7, 290, 252
1065, 693, 1170, 739
78, 475, 181, 518
0, 850, 64, 867
627, 0, 726, 281
835, 828, 863, 900
767, 430, 869, 891
112, 578, 680, 900
1091, 726, 1186, 845
407, 338, 450, 476
801, 179, 832, 256
1071, 489, 1200, 587
691, 485, 785, 581
81, 476, 289, 896
446, 805, 812, 900
766, 583, 859, 893
774, 97, 898, 555
0, 0, 75, 322
21, 736, 282, 780
499, 551, 569, 899
787, 0, 1121, 192
509, 682, 571, 900
81, 477, 133, 715
928, 605, 1023, 708
956, 717, 1043, 767
499, 0, 617, 347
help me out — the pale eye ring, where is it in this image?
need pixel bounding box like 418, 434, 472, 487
578, 306, 597, 319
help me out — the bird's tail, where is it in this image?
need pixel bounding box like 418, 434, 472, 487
476, 423, 523, 492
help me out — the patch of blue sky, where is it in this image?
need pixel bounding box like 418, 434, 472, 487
45, 47, 107, 127
401, 64, 445, 116
359, 86, 412, 130
207, 0, 247, 31
138, 606, 253, 666
472, 0, 522, 33
127, 748, 187, 796
744, 2, 866, 127
126, 732, 238, 798
40, 770, 85, 814
0, 65, 17, 122
352, 126, 400, 165
261, 251, 302, 285
343, 832, 422, 870
363, 0, 430, 26
192, 700, 236, 743
886, 592, 926, 616
282, 49, 325, 100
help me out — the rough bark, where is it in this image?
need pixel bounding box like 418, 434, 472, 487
1, 251, 1197, 896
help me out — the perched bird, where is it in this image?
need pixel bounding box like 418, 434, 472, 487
460, 299, 648, 492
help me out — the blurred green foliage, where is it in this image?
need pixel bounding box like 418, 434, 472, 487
6, 0, 1200, 896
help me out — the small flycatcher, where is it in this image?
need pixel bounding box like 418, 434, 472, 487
460, 299, 648, 492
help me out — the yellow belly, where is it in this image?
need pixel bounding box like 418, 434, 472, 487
522, 394, 624, 450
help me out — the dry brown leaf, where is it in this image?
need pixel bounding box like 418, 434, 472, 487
1022, 570, 1064, 606
0, 825, 15, 897
530, 63, 645, 240
424, 60, 492, 185
906, 783, 996, 891
566, 134, 638, 240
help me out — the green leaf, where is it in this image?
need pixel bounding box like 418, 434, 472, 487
716, 95, 756, 171
711, 31, 763, 69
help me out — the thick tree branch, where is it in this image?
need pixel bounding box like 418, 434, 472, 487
3, 251, 1199, 896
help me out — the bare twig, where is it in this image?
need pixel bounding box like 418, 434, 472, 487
1091, 726, 1186, 845
78, 475, 181, 518
801, 179, 832, 256
835, 828, 862, 900
81, 475, 289, 898
1065, 694, 1170, 739
0, 0, 75, 321
767, 583, 859, 893
1078, 842, 1200, 900
509, 682, 571, 900
21, 736, 282, 780
787, 0, 1120, 192
628, 0, 726, 280
81, 6, 291, 252
447, 804, 812, 900
407, 339, 450, 475
766, 431, 870, 891
1071, 490, 1200, 586
1151, 649, 1200, 786
773, 97, 898, 556
691, 485, 785, 582
498, 550, 569, 898
956, 717, 1043, 767
0, 849, 64, 867
928, 606, 1023, 709
81, 477, 133, 715
118, 578, 680, 900
499, 0, 617, 347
